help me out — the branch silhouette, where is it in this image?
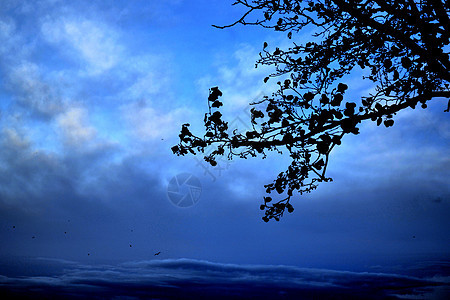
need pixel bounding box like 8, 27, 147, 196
173, 0, 450, 222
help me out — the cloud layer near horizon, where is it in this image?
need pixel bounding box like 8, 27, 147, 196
0, 257, 449, 299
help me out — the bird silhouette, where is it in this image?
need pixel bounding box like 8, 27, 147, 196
154, 251, 161, 256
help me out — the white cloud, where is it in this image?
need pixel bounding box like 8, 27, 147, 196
41, 17, 122, 74
2, 127, 30, 149
101, 52, 176, 111
3, 9, 178, 158
122, 101, 192, 141
8, 61, 64, 117
126, 72, 164, 98
197, 44, 273, 113
56, 106, 97, 146
0, 18, 15, 44
122, 55, 171, 99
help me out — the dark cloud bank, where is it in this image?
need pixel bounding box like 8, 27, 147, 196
0, 257, 448, 299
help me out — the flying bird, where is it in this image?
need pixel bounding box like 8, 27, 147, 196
154, 251, 161, 256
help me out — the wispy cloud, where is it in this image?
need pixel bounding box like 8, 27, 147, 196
121, 100, 192, 142
41, 17, 123, 75
7, 61, 65, 118
196, 43, 274, 113
56, 106, 97, 147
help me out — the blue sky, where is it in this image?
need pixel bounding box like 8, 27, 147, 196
0, 0, 449, 298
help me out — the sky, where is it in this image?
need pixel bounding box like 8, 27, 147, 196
0, 0, 449, 298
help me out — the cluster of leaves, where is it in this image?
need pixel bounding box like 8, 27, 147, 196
173, 0, 450, 222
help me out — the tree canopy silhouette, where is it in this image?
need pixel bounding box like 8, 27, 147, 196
172, 0, 450, 222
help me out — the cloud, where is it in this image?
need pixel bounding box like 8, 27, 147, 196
56, 106, 97, 147
2, 127, 30, 149
0, 2, 182, 217
121, 100, 192, 142
327, 100, 450, 190
117, 54, 174, 102
41, 17, 123, 75
0, 257, 448, 299
196, 43, 274, 113
1, 4, 178, 154
0, 126, 70, 210
0, 18, 16, 55
6, 61, 65, 118
126, 71, 166, 99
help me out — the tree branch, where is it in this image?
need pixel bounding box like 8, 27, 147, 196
225, 91, 450, 149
